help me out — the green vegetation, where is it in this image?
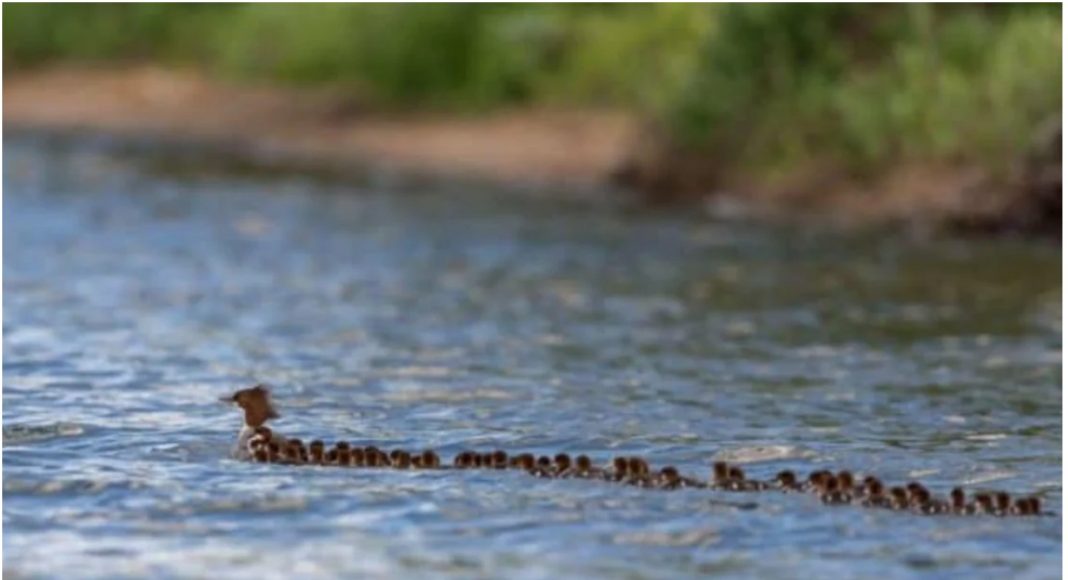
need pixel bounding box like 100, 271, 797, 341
4, 4, 1061, 175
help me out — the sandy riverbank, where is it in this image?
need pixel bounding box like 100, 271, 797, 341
4, 66, 1059, 237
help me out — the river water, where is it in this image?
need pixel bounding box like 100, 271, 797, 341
3, 136, 1061, 579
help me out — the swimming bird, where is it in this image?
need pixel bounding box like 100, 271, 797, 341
218, 386, 1049, 518
221, 385, 283, 460
994, 492, 1012, 516
949, 487, 969, 514
774, 470, 800, 492
308, 440, 326, 465
860, 478, 887, 508
554, 453, 572, 476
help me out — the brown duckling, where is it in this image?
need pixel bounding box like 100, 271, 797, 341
509, 453, 535, 471
836, 471, 856, 494
774, 470, 800, 492
393, 450, 412, 469
628, 457, 650, 479
330, 442, 351, 464
308, 440, 326, 465
973, 492, 995, 515
532, 455, 553, 477
611, 457, 630, 481
424, 449, 442, 469
626, 457, 654, 487
336, 446, 352, 466
573, 454, 594, 477
264, 441, 282, 462
284, 439, 307, 465
253, 446, 269, 462
805, 470, 833, 494
350, 447, 366, 467
491, 450, 508, 469
949, 487, 969, 514
905, 482, 928, 507
365, 446, 386, 467
453, 451, 474, 469
820, 476, 851, 505
860, 478, 887, 508
516, 453, 536, 472
994, 491, 1012, 516
553, 453, 572, 476
726, 465, 768, 491
658, 466, 683, 489
889, 486, 909, 510
711, 461, 733, 488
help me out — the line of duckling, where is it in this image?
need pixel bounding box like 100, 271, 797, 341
246, 426, 1046, 517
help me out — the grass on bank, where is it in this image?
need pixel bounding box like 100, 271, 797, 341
4, 4, 1061, 177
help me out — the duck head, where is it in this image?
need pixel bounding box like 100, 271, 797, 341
221, 384, 279, 428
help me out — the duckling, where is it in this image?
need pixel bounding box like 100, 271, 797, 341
920, 490, 949, 515
627, 457, 651, 485
611, 457, 630, 482
627, 457, 654, 487
492, 450, 508, 469
554, 453, 572, 477
905, 482, 929, 508
516, 453, 536, 472
533, 455, 554, 477
972, 492, 995, 515
1028, 497, 1042, 516
994, 491, 1012, 516
726, 465, 746, 490
658, 466, 683, 489
889, 486, 909, 510
393, 450, 412, 469
510, 453, 535, 471
363, 446, 383, 467
910, 486, 935, 514
350, 447, 366, 467
820, 476, 851, 505
1012, 497, 1032, 516
308, 440, 326, 465
949, 487, 969, 514
247, 426, 274, 456
284, 439, 307, 465
860, 478, 887, 508
727, 465, 768, 491
479, 452, 494, 468
804, 470, 833, 494
571, 454, 594, 478
329, 442, 350, 465
454, 451, 474, 469
424, 449, 441, 469
836, 471, 856, 495
266, 441, 282, 463
711, 461, 731, 488
336, 445, 352, 466
774, 470, 800, 492
253, 446, 270, 462
365, 446, 385, 467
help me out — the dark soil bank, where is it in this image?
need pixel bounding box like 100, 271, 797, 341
5, 67, 1060, 239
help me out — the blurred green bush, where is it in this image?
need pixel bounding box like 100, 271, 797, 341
4, 4, 1060, 173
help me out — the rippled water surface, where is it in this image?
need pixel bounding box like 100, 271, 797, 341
3, 137, 1062, 579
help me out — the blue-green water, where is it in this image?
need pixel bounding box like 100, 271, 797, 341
3, 136, 1061, 579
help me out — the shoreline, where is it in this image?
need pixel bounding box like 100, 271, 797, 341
4, 66, 1059, 238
